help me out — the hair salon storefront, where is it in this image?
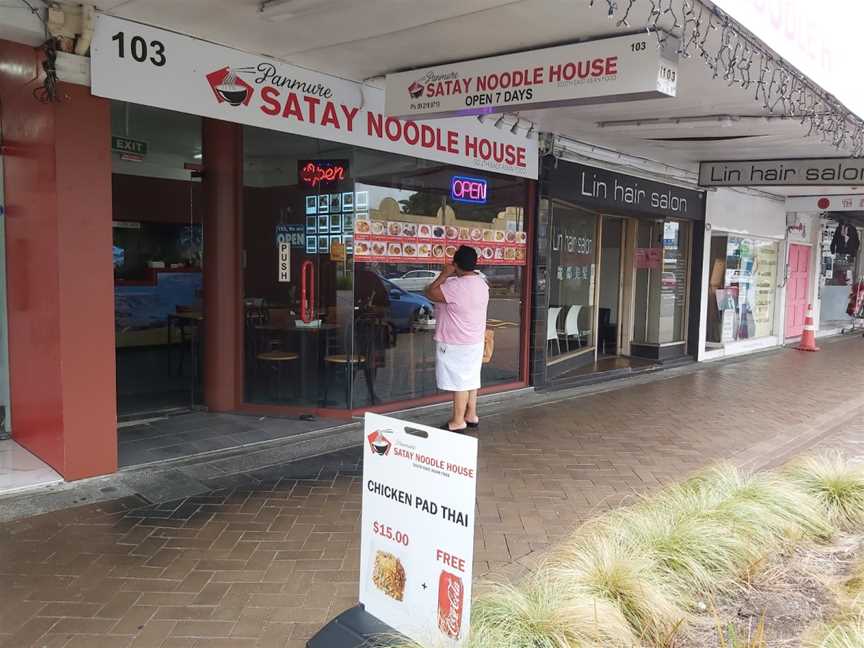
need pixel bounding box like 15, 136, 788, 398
531, 157, 706, 388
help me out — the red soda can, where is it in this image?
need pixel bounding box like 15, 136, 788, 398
437, 570, 464, 640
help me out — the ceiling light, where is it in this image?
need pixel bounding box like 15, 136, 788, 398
596, 115, 745, 131
259, 0, 348, 20
510, 118, 520, 135
493, 115, 505, 129
526, 124, 535, 139
476, 115, 484, 124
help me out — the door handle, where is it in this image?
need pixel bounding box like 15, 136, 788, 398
301, 260, 315, 323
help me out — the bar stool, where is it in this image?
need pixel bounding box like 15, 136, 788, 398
256, 350, 299, 402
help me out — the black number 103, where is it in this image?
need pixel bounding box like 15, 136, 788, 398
112, 31, 166, 67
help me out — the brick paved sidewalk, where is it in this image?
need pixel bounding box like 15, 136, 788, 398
2, 336, 864, 648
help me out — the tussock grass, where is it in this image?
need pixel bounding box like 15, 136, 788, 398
783, 452, 864, 530
547, 534, 687, 643
803, 612, 864, 648
467, 575, 636, 648
383, 453, 864, 648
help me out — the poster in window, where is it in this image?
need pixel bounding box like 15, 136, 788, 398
318, 215, 329, 233
306, 237, 317, 254
330, 216, 343, 235
356, 191, 369, 210
318, 195, 330, 214
306, 215, 317, 233
329, 193, 342, 213
343, 212, 354, 233
305, 195, 318, 215
318, 235, 330, 253
343, 192, 354, 212
343, 234, 354, 254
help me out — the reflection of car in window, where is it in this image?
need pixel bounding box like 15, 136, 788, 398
661, 272, 677, 290
355, 269, 434, 331
389, 269, 440, 292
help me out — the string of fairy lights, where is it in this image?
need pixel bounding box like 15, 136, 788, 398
585, 0, 864, 156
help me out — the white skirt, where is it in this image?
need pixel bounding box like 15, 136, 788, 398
436, 341, 484, 392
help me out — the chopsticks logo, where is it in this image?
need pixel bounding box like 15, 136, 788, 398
206, 66, 255, 107
368, 430, 393, 456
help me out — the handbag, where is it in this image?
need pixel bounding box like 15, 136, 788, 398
483, 328, 495, 364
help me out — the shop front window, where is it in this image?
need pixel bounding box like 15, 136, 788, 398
632, 220, 690, 345
546, 200, 597, 359
706, 234, 780, 346
242, 129, 529, 410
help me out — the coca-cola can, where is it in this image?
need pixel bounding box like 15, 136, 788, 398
437, 570, 464, 640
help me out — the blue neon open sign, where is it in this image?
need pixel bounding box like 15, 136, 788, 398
450, 176, 488, 204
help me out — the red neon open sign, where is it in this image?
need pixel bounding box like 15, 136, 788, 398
450, 176, 488, 204
299, 160, 349, 188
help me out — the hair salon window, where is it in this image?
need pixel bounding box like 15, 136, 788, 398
705, 234, 780, 346
545, 200, 598, 360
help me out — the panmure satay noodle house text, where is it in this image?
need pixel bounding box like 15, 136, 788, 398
90, 14, 537, 421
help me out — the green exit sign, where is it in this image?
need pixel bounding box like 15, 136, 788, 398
111, 136, 148, 156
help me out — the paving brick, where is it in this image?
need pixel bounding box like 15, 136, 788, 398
4, 338, 864, 646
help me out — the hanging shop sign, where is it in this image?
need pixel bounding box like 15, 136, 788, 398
699, 159, 864, 187
786, 194, 864, 212
360, 413, 478, 646
353, 217, 528, 266
275, 223, 305, 248
385, 33, 678, 119
91, 15, 537, 179
544, 159, 705, 221
298, 159, 349, 189
450, 176, 488, 204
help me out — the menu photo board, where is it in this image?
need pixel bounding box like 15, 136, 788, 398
353, 219, 528, 266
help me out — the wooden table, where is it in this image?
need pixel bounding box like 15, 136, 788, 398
255, 323, 339, 403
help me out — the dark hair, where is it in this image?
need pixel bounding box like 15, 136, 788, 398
453, 245, 478, 272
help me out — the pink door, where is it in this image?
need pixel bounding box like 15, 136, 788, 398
785, 244, 811, 338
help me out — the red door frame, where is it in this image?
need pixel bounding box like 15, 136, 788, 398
233, 154, 536, 420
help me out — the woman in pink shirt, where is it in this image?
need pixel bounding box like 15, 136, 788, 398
425, 246, 490, 432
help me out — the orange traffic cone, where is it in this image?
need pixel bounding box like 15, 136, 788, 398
796, 304, 820, 352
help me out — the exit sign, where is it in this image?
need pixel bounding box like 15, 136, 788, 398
111, 136, 148, 157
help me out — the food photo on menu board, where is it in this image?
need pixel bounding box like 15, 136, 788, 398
353, 217, 528, 265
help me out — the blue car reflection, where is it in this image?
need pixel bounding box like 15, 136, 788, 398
380, 276, 434, 331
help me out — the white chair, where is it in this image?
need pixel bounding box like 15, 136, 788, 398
559, 305, 583, 351
547, 306, 562, 355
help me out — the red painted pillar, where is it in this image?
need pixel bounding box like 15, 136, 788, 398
202, 119, 242, 411
0, 41, 117, 480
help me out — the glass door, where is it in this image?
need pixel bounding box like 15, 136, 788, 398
0, 147, 10, 437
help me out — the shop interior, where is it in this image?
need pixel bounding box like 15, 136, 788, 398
819, 213, 864, 332
242, 126, 529, 412
544, 199, 692, 381
111, 102, 204, 419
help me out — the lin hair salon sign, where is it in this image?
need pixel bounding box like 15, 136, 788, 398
699, 158, 864, 187
386, 33, 678, 119
90, 14, 537, 179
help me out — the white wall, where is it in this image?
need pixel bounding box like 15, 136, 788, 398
698, 188, 787, 361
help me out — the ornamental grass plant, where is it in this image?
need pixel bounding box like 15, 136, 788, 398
384, 452, 864, 648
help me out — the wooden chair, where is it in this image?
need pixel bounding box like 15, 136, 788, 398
256, 350, 299, 402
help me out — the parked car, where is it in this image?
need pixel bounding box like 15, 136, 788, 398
661, 272, 677, 290
380, 277, 435, 331
389, 269, 440, 292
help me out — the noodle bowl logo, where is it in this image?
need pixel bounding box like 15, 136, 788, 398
206, 66, 255, 107
367, 430, 393, 456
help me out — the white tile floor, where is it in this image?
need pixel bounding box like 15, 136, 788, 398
0, 440, 62, 495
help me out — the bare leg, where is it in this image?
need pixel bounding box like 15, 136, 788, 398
465, 390, 479, 424
450, 391, 469, 429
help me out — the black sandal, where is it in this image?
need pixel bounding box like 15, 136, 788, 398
466, 419, 480, 429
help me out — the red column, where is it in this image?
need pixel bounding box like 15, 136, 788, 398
202, 119, 242, 411
0, 41, 117, 480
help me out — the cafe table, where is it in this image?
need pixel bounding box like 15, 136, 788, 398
255, 322, 338, 403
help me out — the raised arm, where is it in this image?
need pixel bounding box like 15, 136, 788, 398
425, 265, 456, 303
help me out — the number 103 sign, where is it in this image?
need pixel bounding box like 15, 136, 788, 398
360, 414, 478, 646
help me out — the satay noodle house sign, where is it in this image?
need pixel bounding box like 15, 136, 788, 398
386, 33, 679, 119
360, 414, 478, 646
89, 14, 537, 179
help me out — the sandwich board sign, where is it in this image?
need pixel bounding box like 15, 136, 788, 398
360, 413, 478, 646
